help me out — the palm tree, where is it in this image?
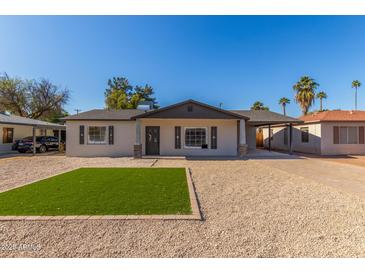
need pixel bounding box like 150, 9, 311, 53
316, 91, 327, 112
251, 101, 269, 110
278, 97, 290, 116
352, 80, 361, 110
293, 76, 319, 115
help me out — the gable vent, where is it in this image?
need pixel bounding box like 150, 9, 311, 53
187, 105, 193, 112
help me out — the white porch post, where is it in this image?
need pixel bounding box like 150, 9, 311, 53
134, 119, 142, 158
238, 119, 248, 157
239, 119, 246, 145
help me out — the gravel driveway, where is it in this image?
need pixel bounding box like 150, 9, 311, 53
1, 155, 365, 257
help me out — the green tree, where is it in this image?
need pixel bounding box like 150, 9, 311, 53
104, 77, 158, 109
251, 101, 269, 111
293, 76, 319, 115
352, 80, 361, 110
0, 73, 70, 121
132, 84, 158, 109
104, 77, 132, 110
316, 91, 327, 112
278, 97, 290, 116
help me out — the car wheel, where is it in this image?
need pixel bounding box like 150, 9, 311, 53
39, 145, 47, 153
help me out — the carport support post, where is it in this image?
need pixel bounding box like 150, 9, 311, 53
58, 129, 61, 151
289, 124, 293, 155
134, 119, 142, 158
268, 124, 271, 152
32, 127, 36, 156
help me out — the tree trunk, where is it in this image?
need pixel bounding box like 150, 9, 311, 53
319, 99, 322, 111
356, 87, 358, 110
283, 105, 286, 116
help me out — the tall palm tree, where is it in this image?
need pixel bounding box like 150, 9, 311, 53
352, 80, 361, 110
316, 91, 327, 112
293, 76, 319, 115
251, 101, 269, 110
278, 97, 290, 116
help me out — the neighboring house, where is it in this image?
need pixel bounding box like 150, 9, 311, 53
262, 110, 365, 155
64, 99, 300, 157
0, 113, 66, 152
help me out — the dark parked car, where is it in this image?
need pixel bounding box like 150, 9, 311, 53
12, 139, 21, 150
17, 136, 63, 153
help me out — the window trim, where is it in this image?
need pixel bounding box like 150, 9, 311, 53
183, 127, 208, 149
87, 126, 108, 145
338, 126, 358, 145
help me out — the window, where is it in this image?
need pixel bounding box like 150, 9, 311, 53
88, 126, 107, 144
338, 126, 358, 144
301, 127, 309, 143
2, 128, 14, 144
184, 127, 207, 148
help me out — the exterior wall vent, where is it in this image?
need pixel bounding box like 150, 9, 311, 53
187, 105, 193, 112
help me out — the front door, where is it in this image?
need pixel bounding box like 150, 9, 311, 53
256, 128, 264, 147
145, 126, 160, 155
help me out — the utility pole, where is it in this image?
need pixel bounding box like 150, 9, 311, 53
74, 109, 82, 115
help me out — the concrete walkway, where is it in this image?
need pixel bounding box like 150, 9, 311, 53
258, 156, 365, 199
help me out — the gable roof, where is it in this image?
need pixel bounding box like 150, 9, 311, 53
131, 99, 249, 120
230, 110, 302, 125
0, 113, 65, 129
63, 109, 145, 121
299, 110, 365, 123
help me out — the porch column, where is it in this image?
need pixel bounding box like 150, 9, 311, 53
238, 119, 248, 157
134, 119, 142, 158
32, 127, 36, 156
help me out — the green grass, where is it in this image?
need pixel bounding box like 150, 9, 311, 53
0, 168, 192, 216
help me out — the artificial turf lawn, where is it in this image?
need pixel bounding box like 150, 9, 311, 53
0, 168, 192, 216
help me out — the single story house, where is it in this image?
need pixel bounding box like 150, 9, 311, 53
0, 112, 66, 153
262, 110, 365, 155
64, 99, 300, 158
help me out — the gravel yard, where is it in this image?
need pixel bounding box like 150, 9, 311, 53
1, 155, 365, 257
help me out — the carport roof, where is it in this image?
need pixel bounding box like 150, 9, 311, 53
0, 113, 65, 129
230, 110, 302, 126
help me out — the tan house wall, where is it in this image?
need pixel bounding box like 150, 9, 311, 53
141, 119, 238, 156
66, 120, 135, 157
321, 122, 365, 155
0, 124, 54, 152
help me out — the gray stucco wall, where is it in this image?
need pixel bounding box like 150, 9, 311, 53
66, 118, 247, 157
66, 120, 136, 157
141, 119, 238, 156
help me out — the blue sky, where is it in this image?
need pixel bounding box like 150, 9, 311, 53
1, 16, 365, 116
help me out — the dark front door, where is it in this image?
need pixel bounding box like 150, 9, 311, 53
146, 126, 160, 155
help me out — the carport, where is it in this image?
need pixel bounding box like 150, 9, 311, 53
231, 110, 303, 154
0, 113, 65, 155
